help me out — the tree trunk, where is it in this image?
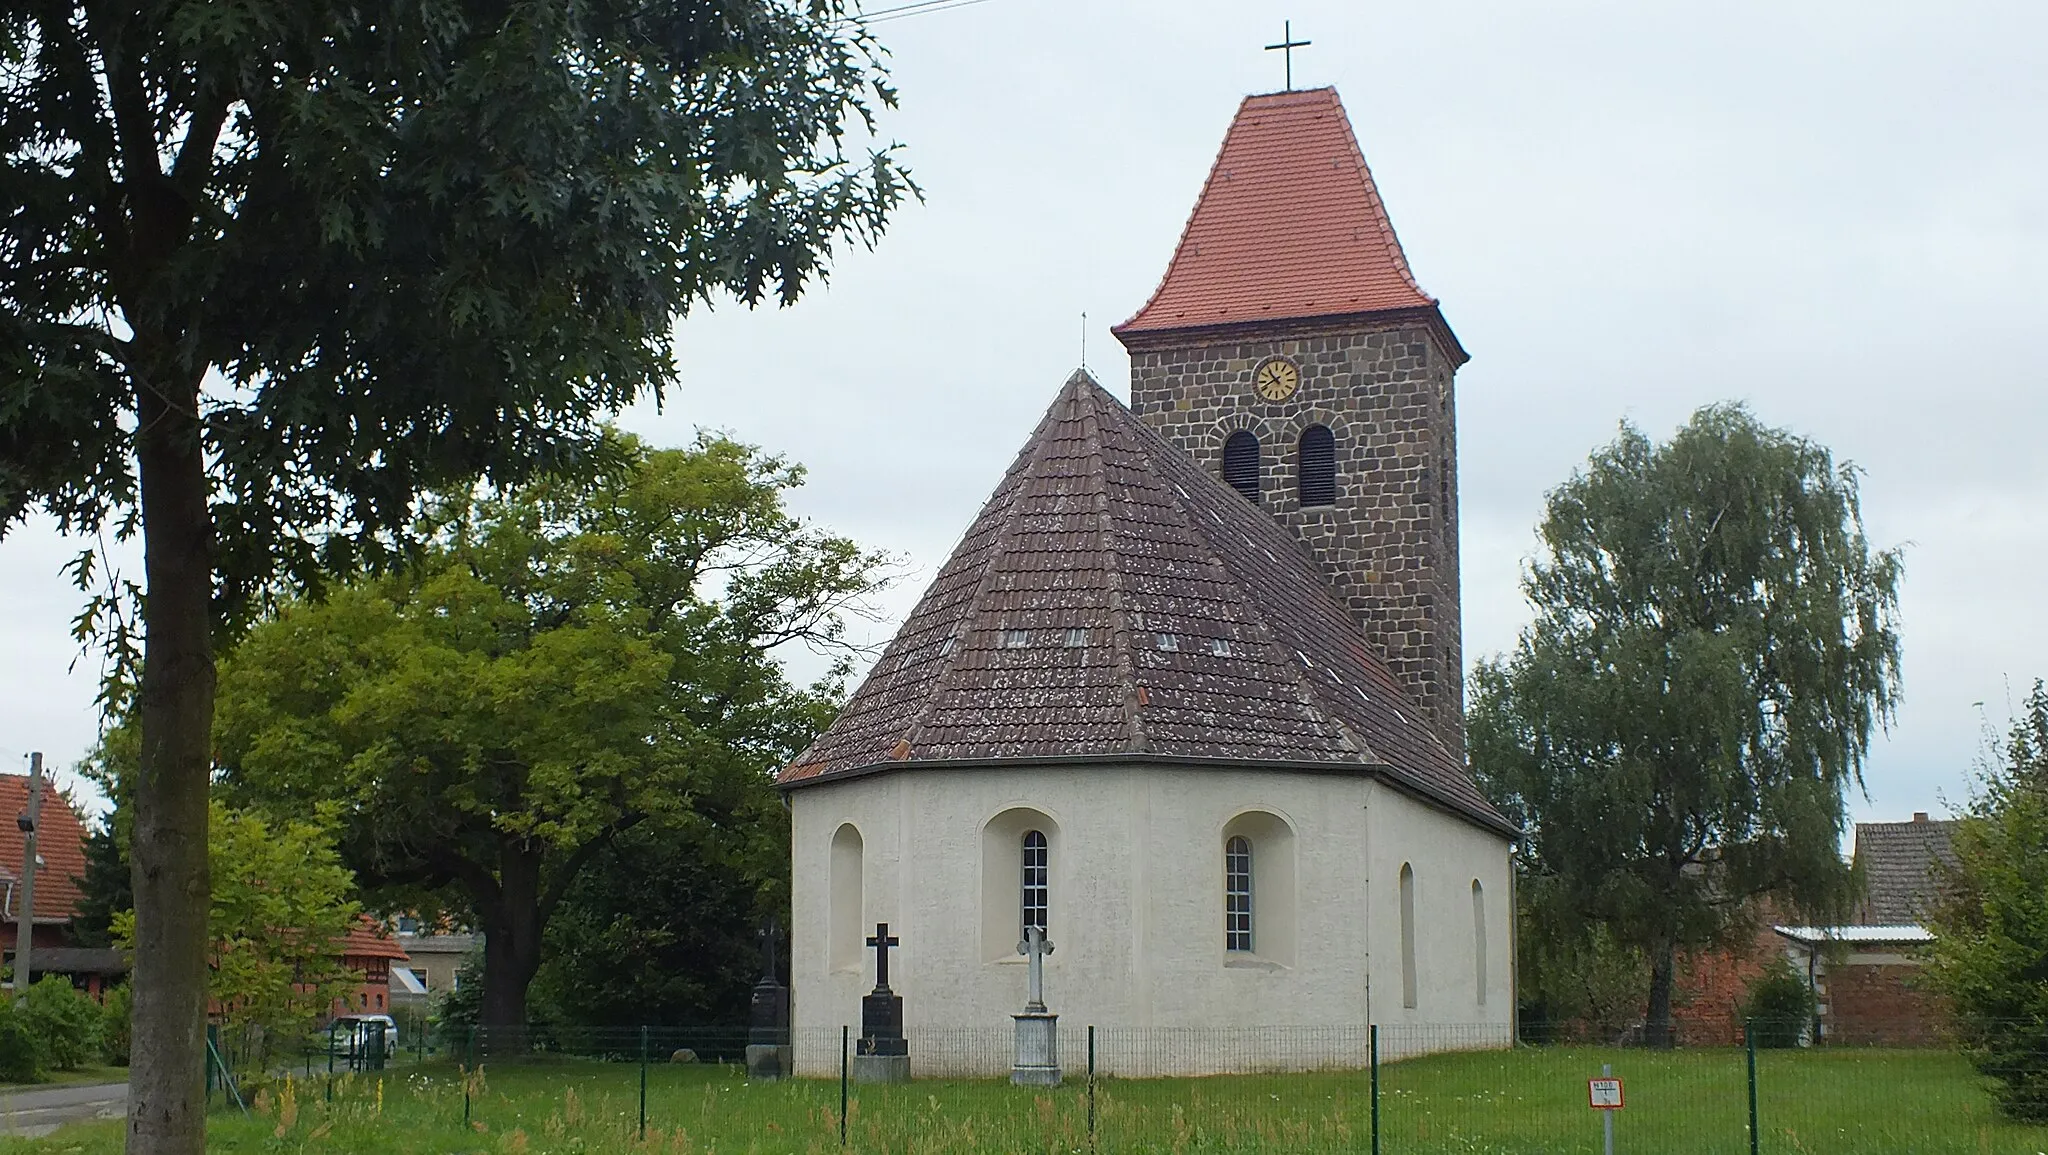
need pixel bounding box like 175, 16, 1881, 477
126, 367, 215, 1155
1644, 939, 1678, 1050
479, 848, 545, 1052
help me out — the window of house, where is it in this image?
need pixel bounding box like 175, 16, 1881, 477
1298, 425, 1336, 507
1000, 629, 1031, 649
1225, 836, 1254, 952
1022, 831, 1049, 935
1155, 633, 1180, 652
1064, 628, 1088, 648
1208, 637, 1232, 657
1223, 431, 1261, 500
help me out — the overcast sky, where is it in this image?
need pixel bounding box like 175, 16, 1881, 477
4, 0, 2043, 828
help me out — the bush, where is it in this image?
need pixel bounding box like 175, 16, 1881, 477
1742, 956, 1817, 1048
99, 983, 132, 1066
16, 975, 104, 1070
0, 1005, 44, 1083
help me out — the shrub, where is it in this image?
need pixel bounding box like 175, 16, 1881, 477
1742, 956, 1817, 1048
17, 975, 104, 1070
1927, 681, 2048, 1121
100, 983, 132, 1066
0, 1005, 44, 1083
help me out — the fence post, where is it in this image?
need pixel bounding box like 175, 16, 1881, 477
326, 1020, 336, 1104
839, 1025, 850, 1148
1746, 1019, 1760, 1155
1369, 1024, 1380, 1155
639, 1025, 649, 1140
1087, 1024, 1097, 1153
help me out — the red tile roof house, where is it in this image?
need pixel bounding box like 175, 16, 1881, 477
0, 774, 128, 997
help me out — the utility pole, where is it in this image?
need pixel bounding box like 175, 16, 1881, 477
14, 752, 43, 1003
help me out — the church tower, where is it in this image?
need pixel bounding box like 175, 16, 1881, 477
1113, 88, 1467, 754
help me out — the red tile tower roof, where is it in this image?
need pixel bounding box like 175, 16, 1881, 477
780, 370, 1513, 836
1115, 88, 1451, 343
0, 774, 90, 922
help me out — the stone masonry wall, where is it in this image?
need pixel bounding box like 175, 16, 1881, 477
1123, 320, 1463, 756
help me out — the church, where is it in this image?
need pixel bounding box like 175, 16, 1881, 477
780, 87, 1516, 1074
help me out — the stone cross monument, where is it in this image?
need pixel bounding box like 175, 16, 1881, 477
746, 918, 791, 1081
1011, 924, 1060, 1086
854, 922, 910, 1083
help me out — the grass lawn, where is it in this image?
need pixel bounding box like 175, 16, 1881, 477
2, 1046, 2042, 1153
0, 1066, 128, 1091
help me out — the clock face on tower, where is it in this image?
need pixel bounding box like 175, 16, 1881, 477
1253, 357, 1300, 402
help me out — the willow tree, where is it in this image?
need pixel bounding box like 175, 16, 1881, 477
0, 4, 910, 1150
1470, 404, 1902, 1047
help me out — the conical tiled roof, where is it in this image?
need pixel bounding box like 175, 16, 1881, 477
781, 371, 1512, 836
1115, 88, 1444, 337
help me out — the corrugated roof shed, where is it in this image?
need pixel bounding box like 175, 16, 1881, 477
781, 370, 1512, 837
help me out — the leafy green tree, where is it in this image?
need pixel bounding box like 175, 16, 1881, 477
114, 802, 360, 1068
532, 813, 782, 1029
1927, 680, 2048, 1120
69, 730, 137, 951
1512, 878, 1648, 1044
215, 437, 880, 1033
0, 1, 908, 1146
1471, 404, 1902, 1047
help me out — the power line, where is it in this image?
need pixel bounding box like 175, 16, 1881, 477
855, 0, 997, 25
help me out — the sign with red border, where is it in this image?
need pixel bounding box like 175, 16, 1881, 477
1588, 1077, 1624, 1109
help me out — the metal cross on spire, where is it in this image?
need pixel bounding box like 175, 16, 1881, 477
1265, 21, 1311, 92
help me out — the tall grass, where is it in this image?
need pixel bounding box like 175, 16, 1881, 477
3, 1046, 2045, 1153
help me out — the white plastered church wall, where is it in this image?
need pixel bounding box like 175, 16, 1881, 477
789, 763, 1512, 1076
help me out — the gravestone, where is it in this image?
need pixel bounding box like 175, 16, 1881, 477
746, 918, 792, 1081
1012, 924, 1060, 1086
853, 922, 911, 1084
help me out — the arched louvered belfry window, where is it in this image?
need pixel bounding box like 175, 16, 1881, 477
1297, 424, 1336, 507
1222, 431, 1261, 500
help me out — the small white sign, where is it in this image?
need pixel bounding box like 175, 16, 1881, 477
1588, 1077, 1625, 1110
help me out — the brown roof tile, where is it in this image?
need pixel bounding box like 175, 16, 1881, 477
1116, 88, 1441, 336
781, 371, 1513, 836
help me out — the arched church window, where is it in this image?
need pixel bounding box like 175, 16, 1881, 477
1021, 830, 1049, 935
1399, 863, 1418, 1008
1224, 836, 1254, 952
1472, 879, 1487, 1007
1222, 431, 1261, 500
1297, 425, 1336, 507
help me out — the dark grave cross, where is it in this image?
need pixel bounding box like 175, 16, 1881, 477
757, 917, 783, 983
866, 922, 900, 991
1264, 20, 1312, 92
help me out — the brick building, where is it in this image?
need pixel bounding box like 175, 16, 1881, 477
1774, 814, 1955, 1045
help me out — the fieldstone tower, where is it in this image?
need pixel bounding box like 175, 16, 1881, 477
1113, 87, 1467, 754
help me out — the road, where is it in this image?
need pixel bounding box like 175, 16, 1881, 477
0, 1081, 127, 1138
